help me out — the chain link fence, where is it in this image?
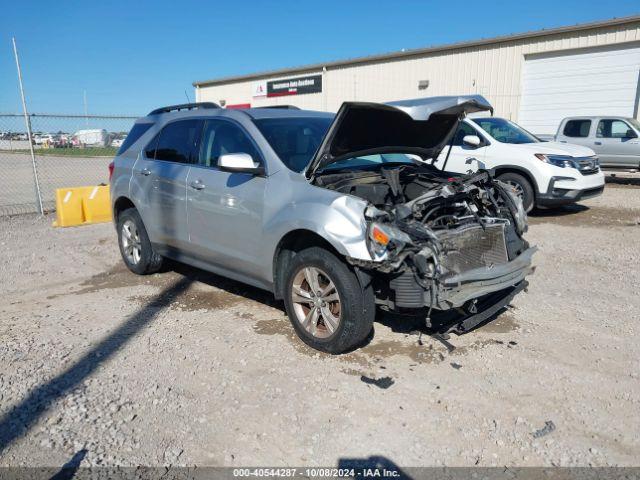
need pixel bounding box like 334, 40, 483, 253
0, 114, 139, 216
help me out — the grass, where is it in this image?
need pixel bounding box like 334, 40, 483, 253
0, 147, 118, 157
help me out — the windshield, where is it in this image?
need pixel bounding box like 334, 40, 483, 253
320, 153, 419, 172
474, 117, 539, 144
253, 117, 332, 172
628, 118, 640, 131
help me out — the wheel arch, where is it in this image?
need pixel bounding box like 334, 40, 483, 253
272, 229, 344, 300
112, 196, 137, 223
493, 166, 540, 197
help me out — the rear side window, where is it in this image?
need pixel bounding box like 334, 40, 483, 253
145, 133, 159, 159
147, 119, 202, 163
563, 120, 591, 138
117, 123, 153, 154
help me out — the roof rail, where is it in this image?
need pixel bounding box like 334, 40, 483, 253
254, 105, 300, 110
148, 102, 220, 116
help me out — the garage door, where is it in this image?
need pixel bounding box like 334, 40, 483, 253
518, 43, 640, 135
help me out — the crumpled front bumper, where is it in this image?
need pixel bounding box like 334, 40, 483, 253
364, 245, 536, 313
436, 246, 537, 309
445, 280, 529, 334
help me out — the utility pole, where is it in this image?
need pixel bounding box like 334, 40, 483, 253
83, 90, 88, 125
12, 37, 43, 214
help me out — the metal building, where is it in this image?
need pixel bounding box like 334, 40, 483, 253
194, 15, 640, 135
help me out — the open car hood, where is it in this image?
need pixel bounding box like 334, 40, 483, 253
305, 95, 493, 178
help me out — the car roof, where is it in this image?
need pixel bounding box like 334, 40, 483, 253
241, 108, 333, 120
138, 106, 334, 124
563, 116, 635, 121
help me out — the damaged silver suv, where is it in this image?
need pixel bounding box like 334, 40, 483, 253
110, 96, 535, 353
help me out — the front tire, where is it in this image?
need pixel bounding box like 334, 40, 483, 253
117, 208, 163, 275
283, 247, 375, 354
497, 172, 535, 212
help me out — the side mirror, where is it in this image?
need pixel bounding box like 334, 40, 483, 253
462, 135, 481, 148
219, 153, 265, 175
625, 129, 637, 139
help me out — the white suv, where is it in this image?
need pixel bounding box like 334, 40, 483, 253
437, 117, 605, 211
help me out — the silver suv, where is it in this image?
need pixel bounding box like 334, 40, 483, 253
110, 96, 535, 353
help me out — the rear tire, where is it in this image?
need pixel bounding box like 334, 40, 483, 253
497, 172, 535, 212
117, 208, 163, 275
283, 247, 375, 354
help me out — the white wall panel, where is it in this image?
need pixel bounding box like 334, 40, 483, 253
196, 21, 640, 125
519, 43, 640, 134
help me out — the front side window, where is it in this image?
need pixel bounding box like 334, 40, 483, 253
199, 120, 261, 168
597, 119, 636, 138
563, 120, 591, 138
475, 118, 538, 144
451, 122, 482, 146
253, 117, 332, 172
151, 119, 202, 163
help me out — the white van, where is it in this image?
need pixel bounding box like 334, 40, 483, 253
437, 117, 605, 211
73, 129, 110, 147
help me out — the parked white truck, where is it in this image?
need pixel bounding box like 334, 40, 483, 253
437, 117, 605, 211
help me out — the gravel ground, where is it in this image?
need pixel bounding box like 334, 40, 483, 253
0, 178, 638, 468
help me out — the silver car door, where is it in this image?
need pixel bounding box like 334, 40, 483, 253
594, 119, 640, 168
186, 119, 266, 277
146, 119, 201, 249
130, 131, 161, 242
556, 118, 593, 150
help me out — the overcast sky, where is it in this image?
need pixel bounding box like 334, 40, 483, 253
1, 0, 639, 115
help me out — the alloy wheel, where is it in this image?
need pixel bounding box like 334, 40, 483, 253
121, 219, 142, 265
291, 266, 341, 339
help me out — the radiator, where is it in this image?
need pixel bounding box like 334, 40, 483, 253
436, 224, 508, 275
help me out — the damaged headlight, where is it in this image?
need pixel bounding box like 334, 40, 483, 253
367, 222, 412, 258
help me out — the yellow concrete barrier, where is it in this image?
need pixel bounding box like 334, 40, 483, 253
83, 186, 112, 224
52, 185, 112, 227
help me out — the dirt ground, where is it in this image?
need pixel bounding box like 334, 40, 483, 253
0, 176, 638, 468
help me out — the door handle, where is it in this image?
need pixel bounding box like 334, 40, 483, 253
594, 141, 602, 145
190, 180, 205, 190
138, 168, 151, 176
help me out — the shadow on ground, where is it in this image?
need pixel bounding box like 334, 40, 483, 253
167, 260, 280, 309
528, 204, 589, 221
158, 261, 520, 359
605, 175, 640, 188
528, 203, 638, 227
338, 455, 412, 479
50, 449, 87, 480
0, 278, 192, 454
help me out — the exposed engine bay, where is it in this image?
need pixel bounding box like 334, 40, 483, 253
314, 163, 536, 330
